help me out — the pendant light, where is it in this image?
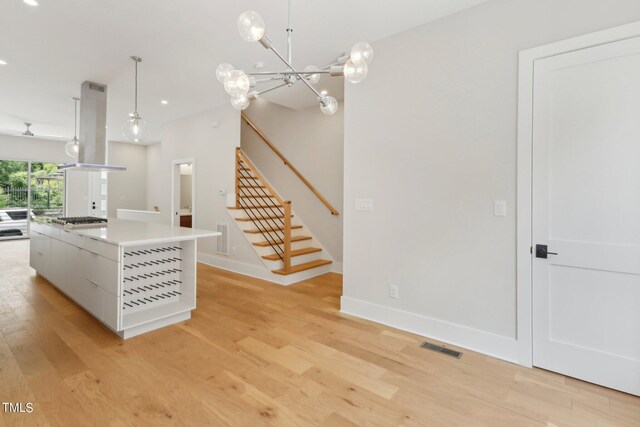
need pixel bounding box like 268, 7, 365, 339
64, 97, 80, 158
216, 0, 373, 115
122, 56, 149, 143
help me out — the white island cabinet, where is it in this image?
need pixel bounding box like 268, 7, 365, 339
30, 219, 219, 338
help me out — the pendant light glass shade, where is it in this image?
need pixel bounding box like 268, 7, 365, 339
320, 96, 338, 115
123, 56, 149, 143
343, 58, 368, 84
350, 42, 374, 64
237, 11, 265, 42
304, 65, 321, 84
230, 94, 250, 111
224, 70, 250, 97
122, 113, 149, 143
65, 137, 79, 158
216, 63, 234, 82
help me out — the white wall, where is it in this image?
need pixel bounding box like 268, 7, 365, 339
146, 105, 263, 268
342, 0, 640, 363
0, 134, 67, 163
107, 141, 147, 217
241, 99, 344, 262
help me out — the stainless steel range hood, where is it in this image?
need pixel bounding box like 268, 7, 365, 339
58, 81, 126, 172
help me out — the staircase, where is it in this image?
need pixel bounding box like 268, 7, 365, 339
227, 147, 333, 281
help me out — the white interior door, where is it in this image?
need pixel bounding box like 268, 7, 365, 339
532, 36, 640, 396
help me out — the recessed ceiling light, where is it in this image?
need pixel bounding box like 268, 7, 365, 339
0, 59, 7, 66
161, 100, 168, 105
23, 0, 38, 6
254, 61, 265, 70
320, 90, 328, 96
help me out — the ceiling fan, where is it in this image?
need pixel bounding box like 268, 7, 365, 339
0, 122, 66, 140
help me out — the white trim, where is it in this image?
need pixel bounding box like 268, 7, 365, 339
341, 296, 520, 364
516, 21, 640, 367
171, 158, 196, 228
198, 252, 334, 286
198, 252, 285, 283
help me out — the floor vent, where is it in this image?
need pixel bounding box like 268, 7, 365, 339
216, 223, 229, 256
419, 341, 463, 359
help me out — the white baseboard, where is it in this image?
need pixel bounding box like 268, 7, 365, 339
198, 253, 284, 284
340, 296, 523, 365
198, 252, 337, 286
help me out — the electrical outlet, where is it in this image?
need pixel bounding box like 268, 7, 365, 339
219, 188, 226, 196
389, 285, 399, 299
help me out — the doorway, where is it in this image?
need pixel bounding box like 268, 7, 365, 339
0, 160, 65, 240
519, 26, 640, 396
171, 159, 195, 228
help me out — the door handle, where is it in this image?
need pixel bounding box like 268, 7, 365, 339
536, 244, 558, 259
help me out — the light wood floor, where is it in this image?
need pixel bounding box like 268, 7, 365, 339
0, 240, 638, 426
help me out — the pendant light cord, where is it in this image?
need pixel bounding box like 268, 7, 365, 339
134, 59, 138, 114
286, 0, 293, 64
73, 98, 78, 140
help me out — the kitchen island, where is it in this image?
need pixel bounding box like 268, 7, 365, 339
30, 219, 219, 338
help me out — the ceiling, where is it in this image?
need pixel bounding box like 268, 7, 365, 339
0, 0, 486, 144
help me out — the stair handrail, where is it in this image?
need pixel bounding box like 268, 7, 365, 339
241, 112, 340, 216
236, 148, 292, 272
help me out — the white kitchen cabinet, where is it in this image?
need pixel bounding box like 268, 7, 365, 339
29, 219, 217, 338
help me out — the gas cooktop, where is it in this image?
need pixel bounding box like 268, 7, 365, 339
51, 216, 108, 229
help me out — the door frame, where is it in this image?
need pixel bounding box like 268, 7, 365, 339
516, 21, 640, 367
170, 158, 196, 228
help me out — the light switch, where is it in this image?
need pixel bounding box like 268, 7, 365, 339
494, 200, 507, 217
355, 199, 373, 211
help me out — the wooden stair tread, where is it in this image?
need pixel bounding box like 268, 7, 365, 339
246, 225, 302, 234
236, 214, 292, 221
262, 247, 321, 260
238, 194, 277, 198
272, 259, 332, 275
239, 185, 265, 188
253, 235, 311, 247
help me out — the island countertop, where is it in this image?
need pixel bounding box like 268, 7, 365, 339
33, 218, 220, 246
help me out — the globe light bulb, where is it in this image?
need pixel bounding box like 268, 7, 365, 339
231, 95, 250, 111
304, 65, 321, 84
350, 42, 374, 64
122, 114, 149, 143
343, 58, 368, 84
65, 137, 79, 158
320, 96, 338, 115
237, 11, 265, 42
216, 63, 234, 82
224, 70, 250, 97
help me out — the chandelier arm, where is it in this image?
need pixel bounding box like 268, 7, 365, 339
246, 70, 330, 76
268, 45, 323, 99
253, 76, 286, 84
253, 82, 289, 98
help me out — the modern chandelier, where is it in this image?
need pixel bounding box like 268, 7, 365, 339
122, 56, 149, 143
64, 97, 80, 158
216, 0, 373, 115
